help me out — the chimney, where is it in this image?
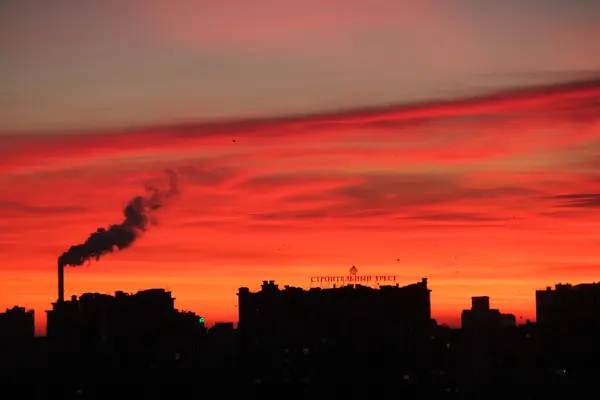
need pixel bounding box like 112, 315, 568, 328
57, 262, 65, 303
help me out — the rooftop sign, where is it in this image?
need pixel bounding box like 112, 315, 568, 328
310, 266, 396, 284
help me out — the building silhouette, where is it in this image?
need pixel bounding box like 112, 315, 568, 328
206, 322, 237, 376
536, 282, 600, 328
536, 282, 600, 389
237, 278, 438, 396
459, 297, 521, 397
461, 296, 516, 330
1, 277, 600, 397
0, 306, 34, 341
0, 306, 37, 370
46, 288, 206, 372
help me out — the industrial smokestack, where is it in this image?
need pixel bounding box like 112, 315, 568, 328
57, 261, 64, 303
57, 169, 179, 273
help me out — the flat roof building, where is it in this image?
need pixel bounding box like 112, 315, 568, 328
461, 296, 516, 331
237, 278, 434, 391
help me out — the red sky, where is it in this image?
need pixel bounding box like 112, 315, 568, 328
1, 78, 600, 334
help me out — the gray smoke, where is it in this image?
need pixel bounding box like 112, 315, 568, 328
58, 169, 179, 268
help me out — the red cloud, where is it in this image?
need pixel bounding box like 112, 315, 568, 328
1, 77, 599, 175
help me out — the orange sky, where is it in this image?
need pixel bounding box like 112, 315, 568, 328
1, 79, 600, 334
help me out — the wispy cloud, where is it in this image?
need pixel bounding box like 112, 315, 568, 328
1, 77, 599, 175
546, 193, 600, 208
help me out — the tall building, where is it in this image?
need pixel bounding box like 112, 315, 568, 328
461, 296, 516, 330
536, 283, 600, 328
237, 278, 435, 395
0, 306, 36, 369
536, 282, 600, 385
46, 288, 205, 370
0, 306, 34, 341
459, 297, 517, 396
206, 322, 237, 373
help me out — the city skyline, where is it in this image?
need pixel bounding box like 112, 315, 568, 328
1, 1, 600, 334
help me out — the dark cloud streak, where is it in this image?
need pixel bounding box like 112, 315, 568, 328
2, 75, 599, 138
545, 193, 600, 208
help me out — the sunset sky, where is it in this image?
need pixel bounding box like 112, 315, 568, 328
1, 0, 600, 334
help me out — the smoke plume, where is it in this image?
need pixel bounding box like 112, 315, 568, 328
58, 169, 179, 268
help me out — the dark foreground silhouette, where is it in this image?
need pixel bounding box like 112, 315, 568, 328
0, 279, 598, 399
